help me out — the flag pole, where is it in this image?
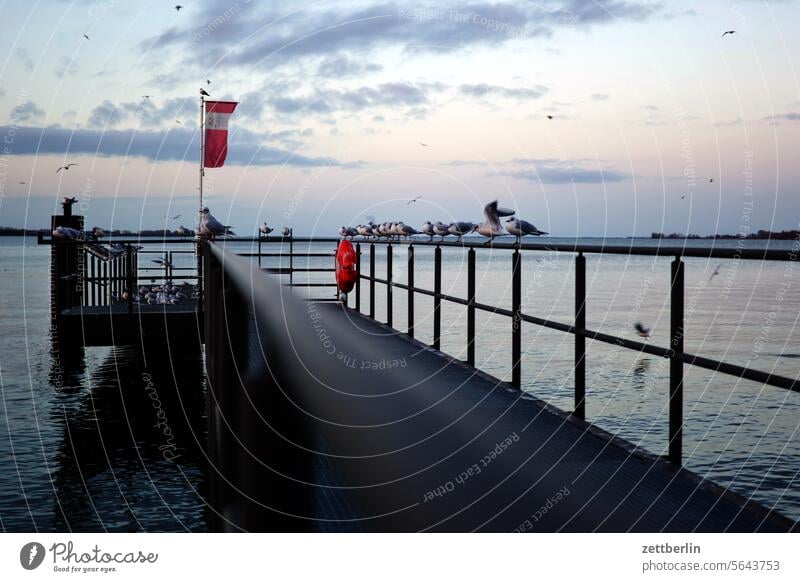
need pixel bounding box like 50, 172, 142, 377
199, 93, 205, 229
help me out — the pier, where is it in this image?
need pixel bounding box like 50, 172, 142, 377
40, 205, 799, 532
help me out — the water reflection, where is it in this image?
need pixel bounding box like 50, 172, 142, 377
48, 344, 207, 532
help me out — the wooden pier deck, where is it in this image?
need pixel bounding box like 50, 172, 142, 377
248, 304, 796, 532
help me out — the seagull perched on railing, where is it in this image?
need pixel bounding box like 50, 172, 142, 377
397, 222, 419, 239
339, 226, 357, 239
475, 201, 508, 244
505, 217, 548, 241
199, 207, 234, 240
357, 224, 373, 238
432, 221, 451, 241
259, 222, 274, 236
448, 221, 475, 242
281, 226, 291, 237
420, 221, 435, 241
52, 226, 83, 240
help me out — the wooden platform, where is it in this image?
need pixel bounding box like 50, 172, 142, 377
247, 304, 796, 532
61, 304, 202, 347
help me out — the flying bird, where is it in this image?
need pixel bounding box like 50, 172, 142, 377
406, 195, 423, 205
709, 263, 722, 282
172, 214, 181, 220
475, 200, 507, 243
681, 194, 686, 199
142, 95, 151, 99
206, 79, 212, 85
200, 88, 210, 97
56, 163, 78, 173
83, 33, 90, 40
18, 181, 26, 185
721, 30, 735, 37
175, 119, 182, 124
174, 5, 183, 11
709, 178, 714, 183
634, 322, 651, 338
419, 142, 428, 147
152, 257, 173, 268
546, 115, 554, 120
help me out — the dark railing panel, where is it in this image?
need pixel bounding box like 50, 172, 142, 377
467, 248, 476, 366
511, 250, 522, 388
407, 245, 414, 338
574, 253, 586, 419
433, 245, 442, 350
669, 258, 685, 465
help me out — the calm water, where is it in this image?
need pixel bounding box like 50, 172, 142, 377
1, 235, 798, 530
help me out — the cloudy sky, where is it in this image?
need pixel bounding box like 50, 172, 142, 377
0, 0, 798, 236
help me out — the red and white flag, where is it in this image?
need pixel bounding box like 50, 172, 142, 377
203, 100, 238, 168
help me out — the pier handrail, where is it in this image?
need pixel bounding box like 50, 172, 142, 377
333, 236, 800, 466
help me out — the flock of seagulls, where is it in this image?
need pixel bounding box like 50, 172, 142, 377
339, 200, 548, 244
133, 282, 195, 306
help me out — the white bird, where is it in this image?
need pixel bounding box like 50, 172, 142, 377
475, 200, 507, 243
432, 221, 451, 241
259, 222, 274, 236
199, 207, 234, 240
505, 218, 548, 241
56, 163, 78, 173
281, 226, 291, 236
496, 206, 516, 217
448, 221, 475, 241
52, 226, 82, 240
420, 221, 435, 240
357, 224, 373, 238
152, 257, 173, 268
634, 322, 651, 338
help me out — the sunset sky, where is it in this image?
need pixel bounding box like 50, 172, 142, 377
1, 0, 799, 236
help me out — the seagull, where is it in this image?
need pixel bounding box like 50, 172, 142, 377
721, 30, 735, 37
18, 181, 27, 185
176, 225, 192, 239
200, 88, 210, 97
175, 119, 182, 124
505, 218, 548, 241
496, 206, 516, 217
142, 95, 151, 99
56, 163, 78, 173
419, 142, 428, 147
199, 207, 234, 240
174, 5, 183, 11
281, 226, 291, 237
63, 196, 78, 205
448, 221, 475, 242
432, 221, 451, 241
83, 33, 90, 40
681, 194, 686, 199
634, 322, 651, 338
475, 201, 507, 243
52, 226, 82, 240
356, 224, 373, 238
152, 257, 173, 268
420, 221, 435, 241
708, 263, 722, 282
207, 79, 212, 85
259, 222, 274, 236
546, 115, 554, 120
397, 222, 419, 239
406, 195, 423, 205
709, 178, 714, 183
172, 214, 181, 220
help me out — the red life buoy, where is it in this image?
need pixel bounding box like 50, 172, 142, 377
335, 240, 358, 293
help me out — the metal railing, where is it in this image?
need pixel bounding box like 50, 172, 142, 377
346, 237, 799, 466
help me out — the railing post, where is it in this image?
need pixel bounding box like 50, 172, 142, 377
574, 253, 586, 419
369, 243, 375, 319
386, 243, 393, 327
512, 250, 522, 388
467, 248, 476, 366
407, 244, 414, 337
433, 245, 442, 350
355, 242, 361, 312
126, 246, 134, 315
669, 257, 685, 465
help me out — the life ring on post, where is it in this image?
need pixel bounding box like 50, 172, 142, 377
334, 240, 358, 301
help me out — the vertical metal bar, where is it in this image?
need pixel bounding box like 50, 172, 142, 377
83, 248, 89, 305
433, 245, 442, 350
289, 236, 294, 286
669, 257, 685, 465
467, 248, 476, 366
574, 253, 586, 419
355, 242, 361, 312
102, 260, 108, 305
407, 245, 414, 337
126, 247, 134, 315
258, 233, 262, 269
386, 243, 393, 327
90, 255, 96, 306
512, 250, 522, 388
369, 243, 375, 319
